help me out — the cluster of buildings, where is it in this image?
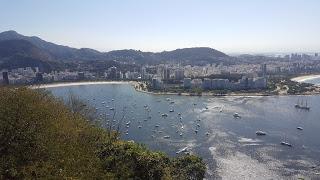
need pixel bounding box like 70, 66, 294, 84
183, 76, 267, 90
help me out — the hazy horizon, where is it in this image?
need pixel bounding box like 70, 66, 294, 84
1, 0, 320, 54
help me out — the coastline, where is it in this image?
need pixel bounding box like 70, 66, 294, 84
291, 74, 320, 83
29, 81, 130, 89
28, 75, 320, 97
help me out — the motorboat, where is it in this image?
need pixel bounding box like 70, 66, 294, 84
161, 113, 168, 117
281, 141, 292, 147
163, 136, 170, 139
297, 127, 303, 130
233, 113, 241, 118
176, 147, 188, 154
256, 131, 267, 136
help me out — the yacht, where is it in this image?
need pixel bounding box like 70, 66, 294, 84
161, 113, 168, 117
295, 99, 310, 110
233, 113, 241, 118
297, 127, 303, 130
281, 141, 292, 147
176, 147, 188, 154
256, 131, 267, 136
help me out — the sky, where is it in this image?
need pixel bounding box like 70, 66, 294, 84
0, 0, 320, 54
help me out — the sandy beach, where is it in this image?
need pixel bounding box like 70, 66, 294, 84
30, 81, 130, 89
291, 74, 320, 82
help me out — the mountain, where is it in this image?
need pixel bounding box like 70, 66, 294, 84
0, 30, 105, 61
0, 39, 61, 71
0, 30, 229, 66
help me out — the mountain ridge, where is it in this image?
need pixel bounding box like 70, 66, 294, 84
0, 30, 229, 67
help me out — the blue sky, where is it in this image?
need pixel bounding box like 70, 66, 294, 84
0, 0, 320, 53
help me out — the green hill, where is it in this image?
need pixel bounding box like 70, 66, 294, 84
0, 87, 205, 179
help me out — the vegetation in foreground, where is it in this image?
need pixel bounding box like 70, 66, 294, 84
0, 87, 205, 179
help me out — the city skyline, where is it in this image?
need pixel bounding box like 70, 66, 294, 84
1, 0, 320, 53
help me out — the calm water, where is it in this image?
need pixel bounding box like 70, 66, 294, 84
47, 80, 320, 179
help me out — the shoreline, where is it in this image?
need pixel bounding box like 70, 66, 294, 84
28, 75, 320, 97
29, 81, 130, 89
291, 74, 320, 83
133, 86, 320, 97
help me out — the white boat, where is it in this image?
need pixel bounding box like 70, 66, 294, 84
138, 125, 142, 128
233, 113, 241, 118
163, 136, 170, 139
126, 121, 131, 125
176, 147, 188, 154
281, 141, 292, 147
297, 127, 303, 130
110, 107, 115, 110
256, 131, 267, 136
161, 113, 168, 117
169, 109, 174, 112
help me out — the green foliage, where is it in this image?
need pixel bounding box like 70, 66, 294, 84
0, 87, 206, 179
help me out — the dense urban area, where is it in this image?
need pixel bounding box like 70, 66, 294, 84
1, 52, 320, 95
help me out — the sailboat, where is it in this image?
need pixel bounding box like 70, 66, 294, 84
294, 98, 310, 110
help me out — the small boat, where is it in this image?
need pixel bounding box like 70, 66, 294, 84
179, 133, 183, 136
233, 113, 241, 118
294, 99, 310, 111
163, 136, 170, 139
102, 101, 105, 104
138, 125, 142, 128
170, 101, 175, 104
256, 131, 267, 136
196, 124, 200, 127
176, 147, 188, 154
126, 121, 131, 125
281, 141, 292, 147
206, 132, 210, 136
110, 107, 115, 110
111, 99, 114, 101
169, 109, 174, 112
195, 130, 198, 134
297, 127, 303, 130
178, 113, 181, 116
155, 124, 160, 127
161, 113, 168, 117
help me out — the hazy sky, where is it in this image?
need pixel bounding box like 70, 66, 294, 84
1, 0, 320, 53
